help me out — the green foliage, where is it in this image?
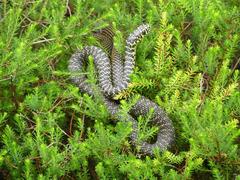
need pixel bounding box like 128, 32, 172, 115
0, 0, 239, 179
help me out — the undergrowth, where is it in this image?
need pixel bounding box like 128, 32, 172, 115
0, 0, 239, 179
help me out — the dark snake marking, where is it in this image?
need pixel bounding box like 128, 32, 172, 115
68, 24, 174, 155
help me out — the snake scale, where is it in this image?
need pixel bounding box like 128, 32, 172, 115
68, 24, 174, 155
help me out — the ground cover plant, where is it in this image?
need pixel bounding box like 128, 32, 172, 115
0, 0, 239, 179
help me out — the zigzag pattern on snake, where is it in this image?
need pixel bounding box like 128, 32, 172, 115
68, 24, 174, 155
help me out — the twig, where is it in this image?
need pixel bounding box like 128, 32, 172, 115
181, 21, 193, 36
56, 124, 71, 138
69, 112, 74, 136
66, 0, 72, 16
32, 38, 55, 45
0, 77, 11, 82
49, 98, 73, 112
231, 57, 240, 73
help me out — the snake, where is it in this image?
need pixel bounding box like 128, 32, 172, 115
68, 24, 174, 155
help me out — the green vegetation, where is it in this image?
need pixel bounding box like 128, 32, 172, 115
0, 0, 239, 179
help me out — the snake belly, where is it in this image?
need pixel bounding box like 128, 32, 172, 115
68, 24, 174, 155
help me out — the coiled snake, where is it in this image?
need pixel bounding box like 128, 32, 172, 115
68, 24, 174, 155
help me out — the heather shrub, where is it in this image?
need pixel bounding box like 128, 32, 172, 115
0, 0, 239, 179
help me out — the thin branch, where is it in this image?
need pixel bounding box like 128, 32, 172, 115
231, 57, 240, 73
32, 38, 55, 45
69, 112, 74, 136
0, 77, 11, 82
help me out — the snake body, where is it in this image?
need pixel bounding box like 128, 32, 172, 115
68, 24, 174, 155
